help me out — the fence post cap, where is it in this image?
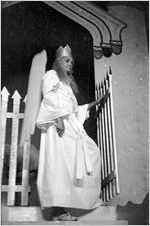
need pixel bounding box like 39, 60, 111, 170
1, 87, 10, 101
12, 90, 22, 102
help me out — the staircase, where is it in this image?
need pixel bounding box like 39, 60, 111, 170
2, 205, 128, 225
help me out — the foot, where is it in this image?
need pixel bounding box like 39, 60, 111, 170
53, 212, 78, 221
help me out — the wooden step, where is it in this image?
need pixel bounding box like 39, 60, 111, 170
72, 206, 118, 221
1, 206, 128, 224
2, 220, 128, 225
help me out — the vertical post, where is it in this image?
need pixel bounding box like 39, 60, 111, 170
105, 75, 113, 200
106, 72, 116, 197
108, 68, 120, 194
95, 84, 100, 148
21, 140, 30, 206
1, 87, 10, 180
100, 82, 108, 202
104, 77, 113, 200
7, 90, 21, 205
99, 84, 106, 202
95, 84, 105, 201
102, 81, 110, 201
21, 94, 31, 205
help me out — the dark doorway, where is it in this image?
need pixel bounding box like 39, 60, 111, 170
1, 1, 97, 146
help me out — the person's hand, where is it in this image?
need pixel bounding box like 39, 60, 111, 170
88, 88, 110, 110
97, 88, 110, 105
55, 117, 65, 137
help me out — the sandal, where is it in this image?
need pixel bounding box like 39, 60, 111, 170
53, 212, 78, 221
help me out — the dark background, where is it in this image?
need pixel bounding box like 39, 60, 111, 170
1, 1, 97, 148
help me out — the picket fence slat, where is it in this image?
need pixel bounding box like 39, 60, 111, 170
1, 87, 30, 206
1, 87, 10, 180
21, 141, 30, 205
7, 91, 21, 205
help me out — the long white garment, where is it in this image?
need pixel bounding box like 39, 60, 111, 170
36, 70, 102, 209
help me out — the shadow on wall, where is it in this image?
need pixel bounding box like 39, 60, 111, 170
117, 193, 149, 225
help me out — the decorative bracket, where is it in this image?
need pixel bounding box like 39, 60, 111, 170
2, 1, 127, 59
44, 1, 127, 59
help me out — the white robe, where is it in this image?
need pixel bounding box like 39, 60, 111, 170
36, 70, 102, 209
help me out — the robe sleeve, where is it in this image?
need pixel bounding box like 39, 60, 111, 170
42, 70, 60, 95
77, 104, 90, 125
36, 70, 71, 129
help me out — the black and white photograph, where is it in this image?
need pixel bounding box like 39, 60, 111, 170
1, 1, 149, 225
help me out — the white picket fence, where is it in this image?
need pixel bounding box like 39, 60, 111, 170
95, 68, 119, 202
1, 87, 30, 206
1, 69, 119, 206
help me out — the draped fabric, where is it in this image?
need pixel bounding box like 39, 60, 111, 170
19, 50, 47, 147
36, 70, 102, 209
36, 70, 76, 126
